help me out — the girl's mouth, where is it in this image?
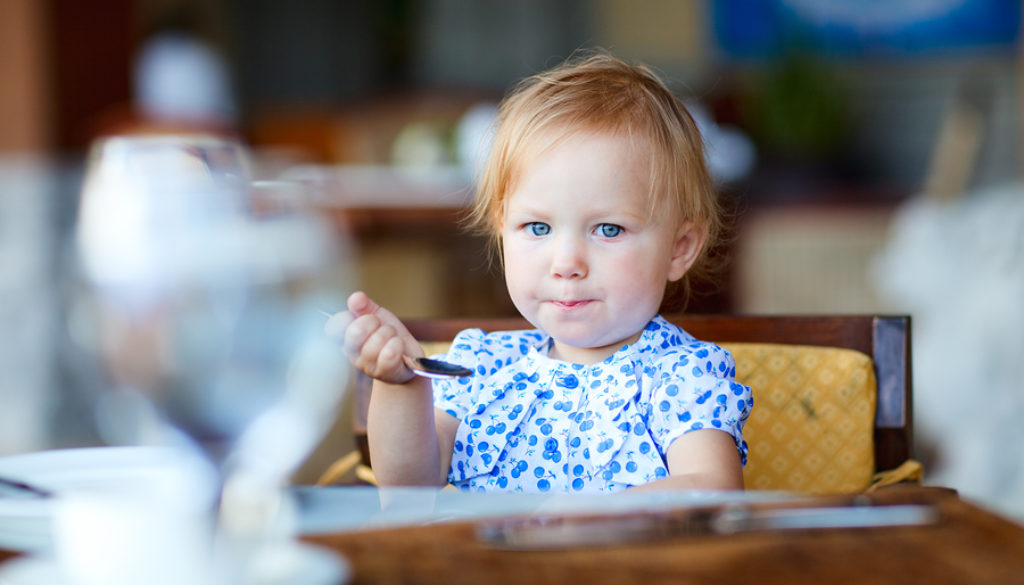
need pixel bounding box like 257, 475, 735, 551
552, 300, 591, 309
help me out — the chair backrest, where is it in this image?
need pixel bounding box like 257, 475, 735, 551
353, 315, 913, 492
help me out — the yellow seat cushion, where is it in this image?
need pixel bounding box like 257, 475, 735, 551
420, 340, 878, 494
723, 342, 876, 494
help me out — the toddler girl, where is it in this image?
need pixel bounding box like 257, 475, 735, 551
331, 52, 752, 492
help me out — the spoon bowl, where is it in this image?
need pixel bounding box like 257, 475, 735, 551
403, 356, 473, 379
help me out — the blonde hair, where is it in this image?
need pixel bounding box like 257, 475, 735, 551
469, 51, 723, 307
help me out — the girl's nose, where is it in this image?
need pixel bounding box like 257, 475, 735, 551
550, 237, 587, 279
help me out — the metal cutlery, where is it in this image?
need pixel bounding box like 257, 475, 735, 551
476, 501, 941, 549
0, 475, 52, 499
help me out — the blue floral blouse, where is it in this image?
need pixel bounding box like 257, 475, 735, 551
432, 315, 752, 493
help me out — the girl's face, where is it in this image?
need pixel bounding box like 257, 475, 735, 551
500, 130, 703, 364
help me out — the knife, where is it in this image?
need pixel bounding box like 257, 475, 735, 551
0, 475, 53, 499
476, 502, 940, 549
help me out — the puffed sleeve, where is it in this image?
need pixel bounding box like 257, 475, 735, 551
645, 342, 752, 465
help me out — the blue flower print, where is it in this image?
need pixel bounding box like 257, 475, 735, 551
557, 374, 579, 389
431, 317, 752, 492
508, 404, 524, 420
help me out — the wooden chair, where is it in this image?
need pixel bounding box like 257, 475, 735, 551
317, 314, 919, 493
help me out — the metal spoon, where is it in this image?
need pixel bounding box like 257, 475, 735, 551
320, 309, 473, 379
403, 355, 473, 379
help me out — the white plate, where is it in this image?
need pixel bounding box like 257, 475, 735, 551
0, 446, 204, 553
0, 541, 349, 585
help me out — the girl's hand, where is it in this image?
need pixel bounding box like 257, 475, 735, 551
325, 291, 424, 385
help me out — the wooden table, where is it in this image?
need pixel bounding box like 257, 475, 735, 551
3, 487, 1022, 584
302, 487, 1024, 585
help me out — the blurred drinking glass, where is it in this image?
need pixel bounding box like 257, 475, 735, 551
67, 134, 350, 584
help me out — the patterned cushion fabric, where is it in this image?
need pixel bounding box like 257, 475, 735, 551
420, 340, 877, 494
723, 342, 876, 494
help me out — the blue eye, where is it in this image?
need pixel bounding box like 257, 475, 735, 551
526, 222, 551, 236
596, 224, 623, 238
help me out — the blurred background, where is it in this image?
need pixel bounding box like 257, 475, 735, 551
1, 0, 1022, 518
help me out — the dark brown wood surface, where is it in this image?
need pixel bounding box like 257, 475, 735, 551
8, 488, 1018, 584
300, 487, 1024, 585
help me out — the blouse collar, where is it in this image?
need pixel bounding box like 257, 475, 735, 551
528, 315, 671, 370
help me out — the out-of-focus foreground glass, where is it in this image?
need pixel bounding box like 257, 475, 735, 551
65, 135, 351, 584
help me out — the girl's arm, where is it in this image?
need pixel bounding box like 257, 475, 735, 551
367, 379, 459, 486
327, 291, 458, 486
630, 429, 744, 491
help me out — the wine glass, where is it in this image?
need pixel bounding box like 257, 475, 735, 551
66, 134, 351, 584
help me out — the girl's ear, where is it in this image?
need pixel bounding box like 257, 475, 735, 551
667, 222, 707, 282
